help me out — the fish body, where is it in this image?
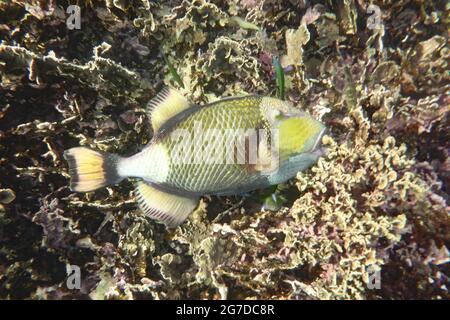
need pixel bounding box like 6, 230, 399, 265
65, 88, 326, 227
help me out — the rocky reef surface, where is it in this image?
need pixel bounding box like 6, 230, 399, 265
0, 0, 448, 299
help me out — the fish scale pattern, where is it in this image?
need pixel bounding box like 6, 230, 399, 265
160, 97, 270, 193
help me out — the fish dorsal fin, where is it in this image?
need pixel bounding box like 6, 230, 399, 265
134, 181, 199, 228
146, 87, 192, 133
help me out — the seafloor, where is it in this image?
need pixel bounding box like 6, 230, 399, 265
0, 1, 448, 299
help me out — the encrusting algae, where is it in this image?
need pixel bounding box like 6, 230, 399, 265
0, 1, 448, 299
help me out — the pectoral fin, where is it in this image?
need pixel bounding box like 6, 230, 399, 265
146, 87, 192, 133
134, 181, 198, 227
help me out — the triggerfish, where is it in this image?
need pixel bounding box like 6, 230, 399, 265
64, 88, 326, 227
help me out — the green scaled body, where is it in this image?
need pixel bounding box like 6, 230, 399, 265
65, 87, 326, 227
158, 96, 270, 195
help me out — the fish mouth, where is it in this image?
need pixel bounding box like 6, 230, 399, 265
309, 126, 328, 157
312, 126, 327, 151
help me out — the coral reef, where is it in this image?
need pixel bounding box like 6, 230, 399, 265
0, 0, 448, 299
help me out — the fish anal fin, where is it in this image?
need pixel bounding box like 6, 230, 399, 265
134, 181, 198, 228
146, 87, 192, 133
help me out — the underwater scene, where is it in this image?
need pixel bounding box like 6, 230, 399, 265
0, 0, 448, 300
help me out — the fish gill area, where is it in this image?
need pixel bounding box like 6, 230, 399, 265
0, 0, 449, 299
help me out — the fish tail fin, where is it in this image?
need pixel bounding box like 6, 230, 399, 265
64, 147, 123, 192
